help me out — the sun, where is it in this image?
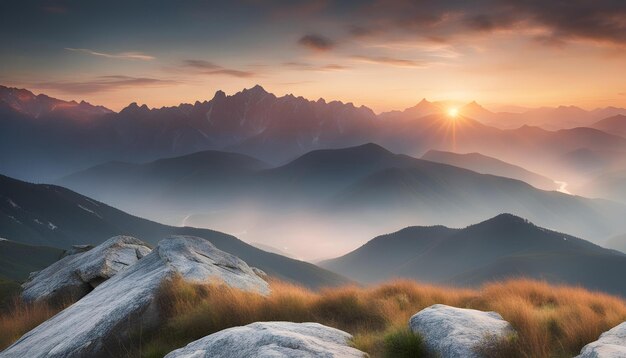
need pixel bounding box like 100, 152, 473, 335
447, 107, 459, 118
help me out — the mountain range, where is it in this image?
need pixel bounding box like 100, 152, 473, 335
2, 84, 626, 186
57, 143, 626, 260
321, 214, 626, 296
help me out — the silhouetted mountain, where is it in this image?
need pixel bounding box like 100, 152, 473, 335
470, 105, 626, 130
4, 85, 626, 184
592, 114, 626, 138
321, 214, 626, 296
0, 239, 63, 282
1, 85, 379, 181
258, 143, 420, 197
0, 174, 350, 289
421, 150, 556, 190
0, 85, 112, 120
460, 101, 495, 120
379, 99, 442, 120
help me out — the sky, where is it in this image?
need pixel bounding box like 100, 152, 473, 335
1, 0, 625, 112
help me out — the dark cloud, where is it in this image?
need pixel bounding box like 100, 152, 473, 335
465, 14, 497, 32
351, 55, 427, 68
182, 60, 257, 77
345, 0, 626, 46
35, 75, 177, 93
297, 34, 335, 51
509, 0, 626, 45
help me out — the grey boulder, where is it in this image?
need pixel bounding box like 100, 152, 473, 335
1, 236, 269, 358
164, 321, 367, 358
22, 235, 151, 303
576, 322, 626, 358
409, 304, 514, 358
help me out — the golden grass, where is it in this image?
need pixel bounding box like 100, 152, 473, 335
140, 277, 626, 358
0, 278, 624, 358
0, 297, 66, 350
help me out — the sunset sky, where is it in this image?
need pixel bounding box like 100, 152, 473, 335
1, 0, 625, 112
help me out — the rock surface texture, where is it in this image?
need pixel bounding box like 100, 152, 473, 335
164, 321, 366, 358
21, 235, 151, 302
1, 236, 269, 358
576, 322, 626, 358
409, 304, 514, 358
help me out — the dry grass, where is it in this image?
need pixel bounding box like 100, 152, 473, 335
138, 277, 626, 358
0, 277, 623, 357
0, 297, 66, 350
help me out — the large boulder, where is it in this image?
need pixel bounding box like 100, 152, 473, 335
22, 236, 151, 303
1, 236, 270, 358
409, 304, 514, 358
164, 321, 366, 358
576, 322, 626, 358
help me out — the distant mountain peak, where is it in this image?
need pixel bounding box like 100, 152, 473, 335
352, 142, 390, 153
482, 213, 528, 225
243, 84, 268, 95
212, 90, 226, 100
120, 102, 150, 114
466, 213, 536, 233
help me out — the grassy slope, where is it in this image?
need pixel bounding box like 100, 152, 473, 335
0, 240, 64, 282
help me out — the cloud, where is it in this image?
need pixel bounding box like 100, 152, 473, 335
283, 61, 348, 71
181, 59, 257, 77
65, 48, 155, 61
35, 75, 176, 93
351, 55, 428, 68
297, 34, 335, 51
343, 0, 626, 47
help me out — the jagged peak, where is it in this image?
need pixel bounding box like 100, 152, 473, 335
120, 102, 150, 113
212, 90, 226, 100
243, 84, 267, 95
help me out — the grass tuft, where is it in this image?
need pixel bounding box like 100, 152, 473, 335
383, 328, 433, 358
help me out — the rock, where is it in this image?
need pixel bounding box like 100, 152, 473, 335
63, 244, 94, 257
164, 321, 366, 358
409, 304, 514, 358
21, 236, 152, 303
576, 322, 626, 358
252, 267, 268, 278
2, 236, 270, 358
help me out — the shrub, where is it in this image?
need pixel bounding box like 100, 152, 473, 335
383, 328, 433, 358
